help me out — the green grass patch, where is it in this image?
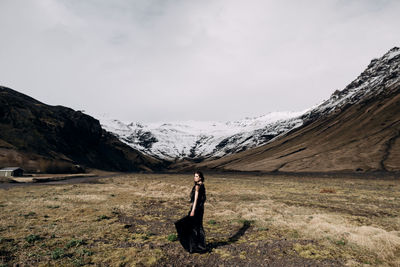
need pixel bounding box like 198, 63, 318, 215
335, 238, 347, 246
65, 238, 86, 248
25, 234, 42, 244
72, 258, 85, 267
76, 248, 94, 256
167, 234, 178, 242
51, 248, 65, 260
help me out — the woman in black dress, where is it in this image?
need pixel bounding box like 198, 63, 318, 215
174, 171, 207, 253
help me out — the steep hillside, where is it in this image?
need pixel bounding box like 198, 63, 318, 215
172, 47, 400, 173
0, 86, 167, 172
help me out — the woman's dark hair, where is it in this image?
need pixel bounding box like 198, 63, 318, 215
195, 171, 205, 182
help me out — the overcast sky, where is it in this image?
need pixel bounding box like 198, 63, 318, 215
0, 0, 399, 123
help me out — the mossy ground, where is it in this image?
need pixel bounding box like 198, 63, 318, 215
0, 173, 399, 266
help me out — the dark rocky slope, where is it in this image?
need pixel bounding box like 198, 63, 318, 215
0, 86, 168, 172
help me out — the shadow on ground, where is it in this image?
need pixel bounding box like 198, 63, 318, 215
205, 220, 251, 253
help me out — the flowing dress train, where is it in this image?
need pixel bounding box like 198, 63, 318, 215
174, 182, 206, 253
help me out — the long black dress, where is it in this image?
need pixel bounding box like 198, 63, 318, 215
174, 182, 207, 253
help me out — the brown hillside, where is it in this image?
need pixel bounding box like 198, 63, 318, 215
191, 81, 400, 173
170, 48, 400, 173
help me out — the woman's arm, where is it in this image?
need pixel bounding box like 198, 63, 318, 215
190, 185, 200, 216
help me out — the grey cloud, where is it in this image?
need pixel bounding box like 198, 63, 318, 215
0, 0, 399, 123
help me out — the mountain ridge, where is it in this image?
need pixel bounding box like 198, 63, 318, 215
0, 86, 167, 172
99, 48, 400, 169
2, 47, 399, 174
96, 110, 306, 161
173, 47, 400, 173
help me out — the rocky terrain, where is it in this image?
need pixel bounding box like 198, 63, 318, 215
0, 87, 168, 172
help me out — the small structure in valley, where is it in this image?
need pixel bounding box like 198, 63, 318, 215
0, 167, 24, 177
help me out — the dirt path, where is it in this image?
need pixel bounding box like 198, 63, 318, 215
1, 170, 398, 190
0, 172, 126, 190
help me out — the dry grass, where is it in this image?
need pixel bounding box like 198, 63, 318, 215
0, 173, 399, 266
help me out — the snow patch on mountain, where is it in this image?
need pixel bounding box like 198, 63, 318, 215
302, 47, 400, 120
92, 47, 400, 162
95, 111, 306, 161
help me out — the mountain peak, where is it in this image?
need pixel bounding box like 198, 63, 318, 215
369, 46, 400, 66
98, 47, 400, 163
192, 48, 400, 173
387, 46, 400, 54
303, 46, 400, 119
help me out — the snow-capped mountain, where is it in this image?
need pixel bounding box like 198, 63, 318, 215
96, 111, 306, 161
191, 46, 400, 173
302, 47, 400, 121
96, 47, 400, 163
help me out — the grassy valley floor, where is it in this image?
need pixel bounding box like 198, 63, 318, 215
1, 173, 399, 266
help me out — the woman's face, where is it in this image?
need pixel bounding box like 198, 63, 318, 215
194, 173, 201, 182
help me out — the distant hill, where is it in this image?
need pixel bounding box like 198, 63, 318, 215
97, 111, 304, 161
5, 47, 398, 174
0, 86, 168, 173
170, 47, 400, 173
